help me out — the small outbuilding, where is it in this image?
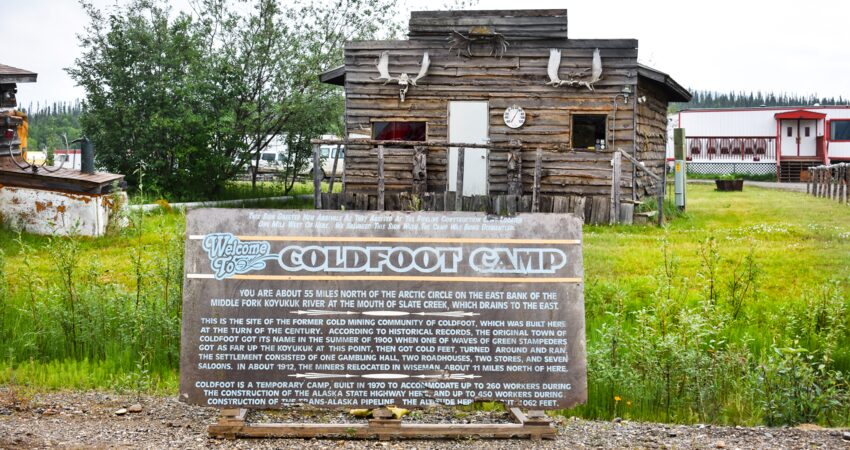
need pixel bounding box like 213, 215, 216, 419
318, 9, 690, 223
0, 63, 126, 236
674, 106, 850, 181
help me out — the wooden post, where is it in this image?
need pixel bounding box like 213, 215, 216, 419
507, 142, 522, 196
814, 168, 819, 197
658, 173, 665, 226
412, 145, 427, 197
610, 151, 622, 224
807, 168, 812, 195
844, 163, 850, 204
844, 164, 849, 204
377, 145, 385, 211
455, 147, 465, 211
834, 166, 840, 201
532, 148, 542, 213
328, 144, 341, 194
312, 143, 322, 209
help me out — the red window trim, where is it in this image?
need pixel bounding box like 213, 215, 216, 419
829, 119, 850, 142
372, 121, 428, 142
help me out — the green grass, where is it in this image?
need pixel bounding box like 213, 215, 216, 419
129, 180, 341, 204
1, 184, 848, 425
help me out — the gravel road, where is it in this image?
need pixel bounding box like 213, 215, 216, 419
1, 392, 849, 449
687, 179, 808, 193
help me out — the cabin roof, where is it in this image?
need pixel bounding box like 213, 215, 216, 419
319, 65, 345, 85
0, 64, 38, 83
637, 64, 691, 103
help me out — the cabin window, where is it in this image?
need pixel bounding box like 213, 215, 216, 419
830, 121, 850, 141
372, 121, 427, 141
572, 114, 607, 150
787, 127, 793, 137
805, 127, 810, 137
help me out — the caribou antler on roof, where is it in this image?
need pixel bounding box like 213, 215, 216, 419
374, 51, 430, 102
546, 48, 602, 91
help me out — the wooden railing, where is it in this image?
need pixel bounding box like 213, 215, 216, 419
311, 139, 526, 211
685, 137, 776, 162
310, 139, 661, 224
807, 163, 849, 204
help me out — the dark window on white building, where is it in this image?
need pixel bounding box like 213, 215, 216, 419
831, 121, 850, 141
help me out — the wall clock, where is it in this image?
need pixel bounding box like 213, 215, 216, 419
503, 105, 526, 129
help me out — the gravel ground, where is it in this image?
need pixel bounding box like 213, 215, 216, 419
1, 392, 849, 449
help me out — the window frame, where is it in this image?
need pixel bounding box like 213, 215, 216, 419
570, 113, 609, 150
371, 119, 428, 142
830, 120, 850, 142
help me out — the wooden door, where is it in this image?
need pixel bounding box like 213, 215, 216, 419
448, 101, 488, 195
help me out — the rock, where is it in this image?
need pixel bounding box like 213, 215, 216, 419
613, 417, 622, 423
667, 431, 677, 438
42, 409, 58, 416
842, 431, 850, 441
114, 408, 128, 416
127, 404, 143, 413
715, 440, 726, 448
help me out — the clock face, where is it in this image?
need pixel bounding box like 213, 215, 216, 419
503, 105, 526, 129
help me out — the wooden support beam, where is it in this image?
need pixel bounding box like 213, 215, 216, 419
532, 148, 542, 213
377, 145, 385, 211
328, 144, 341, 194
658, 174, 665, 226
610, 151, 621, 225
413, 145, 427, 197
312, 144, 322, 209
807, 168, 812, 195
455, 147, 465, 211
311, 138, 523, 151
507, 144, 522, 196
209, 407, 556, 441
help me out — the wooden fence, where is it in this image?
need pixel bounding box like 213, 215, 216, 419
312, 139, 663, 225
807, 163, 849, 204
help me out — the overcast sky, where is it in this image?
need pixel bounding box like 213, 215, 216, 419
6, 0, 850, 107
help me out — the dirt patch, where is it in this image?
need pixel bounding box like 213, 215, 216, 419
1, 391, 849, 449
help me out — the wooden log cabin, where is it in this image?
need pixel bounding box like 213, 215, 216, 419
318, 9, 690, 223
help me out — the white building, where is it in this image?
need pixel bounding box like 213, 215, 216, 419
671, 106, 850, 181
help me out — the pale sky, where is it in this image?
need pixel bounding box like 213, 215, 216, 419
6, 0, 850, 107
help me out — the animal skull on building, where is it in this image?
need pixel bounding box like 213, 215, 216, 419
374, 51, 430, 102
546, 48, 602, 90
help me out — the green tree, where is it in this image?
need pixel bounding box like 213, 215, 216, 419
68, 0, 403, 199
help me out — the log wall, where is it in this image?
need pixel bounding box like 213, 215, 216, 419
340, 10, 671, 209
635, 80, 670, 198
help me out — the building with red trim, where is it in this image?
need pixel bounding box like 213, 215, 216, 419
672, 106, 850, 181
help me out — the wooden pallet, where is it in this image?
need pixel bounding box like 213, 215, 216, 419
209, 407, 557, 441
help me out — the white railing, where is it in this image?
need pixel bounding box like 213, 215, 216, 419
685, 137, 776, 162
